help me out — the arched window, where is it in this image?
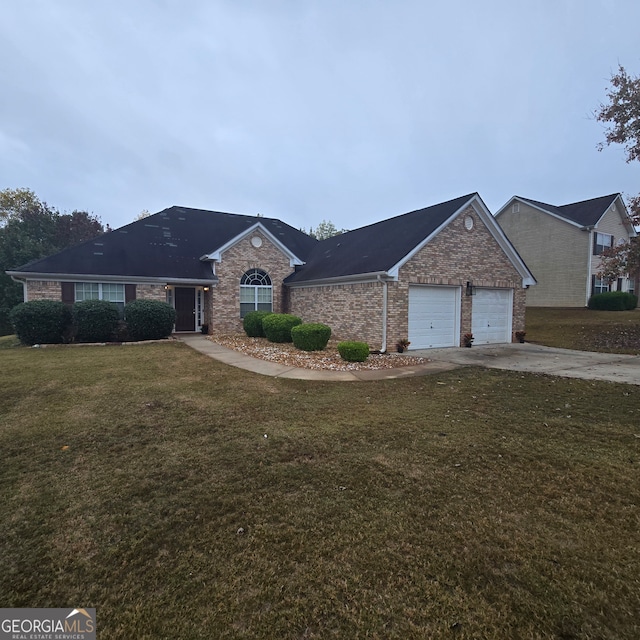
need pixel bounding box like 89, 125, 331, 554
240, 268, 272, 318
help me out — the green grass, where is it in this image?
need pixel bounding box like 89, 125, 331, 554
0, 334, 21, 349
526, 307, 640, 354
1, 343, 639, 638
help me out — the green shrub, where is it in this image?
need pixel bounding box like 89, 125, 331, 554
9, 300, 72, 345
337, 340, 369, 362
588, 291, 638, 311
291, 323, 332, 351
124, 300, 176, 341
73, 299, 120, 342
243, 310, 273, 337
262, 313, 302, 343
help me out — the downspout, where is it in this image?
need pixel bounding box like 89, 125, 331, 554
377, 275, 388, 353
10, 276, 27, 302
585, 227, 594, 306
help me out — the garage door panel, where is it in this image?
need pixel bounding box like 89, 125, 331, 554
408, 286, 459, 349
472, 289, 512, 344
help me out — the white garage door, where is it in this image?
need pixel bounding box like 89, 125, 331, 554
408, 286, 459, 349
472, 288, 512, 345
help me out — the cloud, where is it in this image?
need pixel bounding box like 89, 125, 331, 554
0, 0, 639, 230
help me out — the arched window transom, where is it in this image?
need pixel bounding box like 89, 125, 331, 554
240, 268, 272, 318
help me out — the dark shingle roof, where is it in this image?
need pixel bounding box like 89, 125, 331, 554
285, 194, 475, 284
12, 206, 318, 280
518, 194, 619, 227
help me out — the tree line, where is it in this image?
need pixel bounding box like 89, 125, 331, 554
0, 188, 104, 334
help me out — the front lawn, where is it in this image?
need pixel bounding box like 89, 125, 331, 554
526, 307, 640, 354
1, 343, 639, 638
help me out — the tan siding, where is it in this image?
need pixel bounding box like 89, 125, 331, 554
498, 203, 589, 306
591, 205, 635, 287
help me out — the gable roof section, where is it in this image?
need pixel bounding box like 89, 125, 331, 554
496, 193, 632, 229
285, 194, 536, 286
201, 221, 308, 267
9, 206, 318, 283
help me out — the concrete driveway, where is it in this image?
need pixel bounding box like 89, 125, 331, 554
411, 342, 640, 386
179, 334, 640, 385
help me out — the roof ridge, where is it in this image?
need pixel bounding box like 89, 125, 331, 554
556, 193, 619, 209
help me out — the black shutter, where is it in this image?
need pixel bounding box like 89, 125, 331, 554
61, 282, 74, 306
591, 275, 596, 296
125, 284, 136, 303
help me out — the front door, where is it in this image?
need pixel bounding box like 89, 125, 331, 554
174, 287, 196, 331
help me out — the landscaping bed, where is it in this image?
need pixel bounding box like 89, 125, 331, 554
209, 333, 429, 370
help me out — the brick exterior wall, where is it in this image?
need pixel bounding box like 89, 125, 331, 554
136, 284, 167, 301
25, 280, 61, 301
21, 207, 529, 344
289, 281, 386, 346
395, 206, 526, 344
25, 281, 168, 303
290, 206, 527, 349
207, 230, 296, 334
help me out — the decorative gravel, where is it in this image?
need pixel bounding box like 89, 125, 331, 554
208, 334, 430, 371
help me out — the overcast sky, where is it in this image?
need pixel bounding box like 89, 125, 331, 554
1, 0, 639, 232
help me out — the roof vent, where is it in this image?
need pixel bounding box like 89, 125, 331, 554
512, 203, 520, 213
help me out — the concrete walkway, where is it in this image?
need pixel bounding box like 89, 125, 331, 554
177, 334, 640, 385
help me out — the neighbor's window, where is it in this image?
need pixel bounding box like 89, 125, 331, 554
75, 282, 125, 315
593, 232, 613, 256
592, 277, 610, 295
240, 269, 272, 318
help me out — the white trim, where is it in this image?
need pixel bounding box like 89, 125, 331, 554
201, 222, 305, 267
592, 195, 637, 234
377, 274, 388, 352
6, 271, 217, 286
586, 231, 593, 306
495, 197, 584, 229
496, 194, 637, 237
286, 271, 394, 288
196, 288, 204, 331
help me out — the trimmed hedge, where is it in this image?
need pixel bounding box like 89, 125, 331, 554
124, 300, 176, 341
588, 291, 638, 311
10, 300, 72, 345
262, 313, 302, 343
73, 299, 120, 342
291, 323, 332, 351
243, 310, 273, 337
337, 340, 369, 362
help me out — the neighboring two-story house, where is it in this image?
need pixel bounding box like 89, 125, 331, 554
495, 194, 638, 307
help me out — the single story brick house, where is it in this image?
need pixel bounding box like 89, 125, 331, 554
7, 193, 536, 350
